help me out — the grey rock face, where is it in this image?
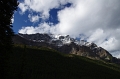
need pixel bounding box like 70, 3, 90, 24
13, 33, 120, 63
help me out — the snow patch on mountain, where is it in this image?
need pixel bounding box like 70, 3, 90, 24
18, 33, 99, 48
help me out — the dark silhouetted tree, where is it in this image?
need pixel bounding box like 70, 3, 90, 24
0, 0, 18, 78
0, 0, 18, 53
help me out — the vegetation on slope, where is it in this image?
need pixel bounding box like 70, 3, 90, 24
6, 45, 120, 79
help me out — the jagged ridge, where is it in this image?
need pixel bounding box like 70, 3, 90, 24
12, 33, 120, 63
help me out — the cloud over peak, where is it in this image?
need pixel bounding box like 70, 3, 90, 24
18, 0, 120, 58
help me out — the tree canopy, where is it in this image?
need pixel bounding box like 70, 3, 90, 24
0, 1, 18, 78
0, 0, 18, 52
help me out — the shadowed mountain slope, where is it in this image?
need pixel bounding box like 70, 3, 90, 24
6, 45, 120, 79
12, 33, 120, 63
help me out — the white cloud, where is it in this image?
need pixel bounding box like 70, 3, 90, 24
19, 26, 36, 34
19, 22, 59, 34
11, 15, 14, 24
100, 37, 120, 52
19, 3, 28, 14
87, 29, 105, 44
111, 51, 120, 58
19, 0, 70, 19
28, 14, 40, 23
19, 0, 120, 58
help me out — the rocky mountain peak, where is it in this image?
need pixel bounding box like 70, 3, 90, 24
13, 33, 120, 63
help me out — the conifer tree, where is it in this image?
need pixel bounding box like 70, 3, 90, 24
0, 0, 18, 78
0, 0, 18, 53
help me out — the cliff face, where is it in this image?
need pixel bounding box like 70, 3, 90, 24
56, 42, 112, 61
12, 33, 120, 63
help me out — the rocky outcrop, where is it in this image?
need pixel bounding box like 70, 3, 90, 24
12, 33, 120, 63
56, 42, 112, 61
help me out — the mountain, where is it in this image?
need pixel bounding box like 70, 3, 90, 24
12, 33, 120, 63
8, 45, 120, 79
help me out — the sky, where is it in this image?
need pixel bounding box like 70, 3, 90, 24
12, 0, 120, 58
